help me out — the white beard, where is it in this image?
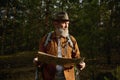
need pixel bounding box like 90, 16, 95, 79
55, 28, 69, 37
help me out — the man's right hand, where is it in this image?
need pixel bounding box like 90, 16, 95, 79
33, 57, 39, 66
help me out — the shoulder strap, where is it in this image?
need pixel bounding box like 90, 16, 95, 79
67, 35, 74, 48
44, 32, 74, 48
44, 31, 54, 47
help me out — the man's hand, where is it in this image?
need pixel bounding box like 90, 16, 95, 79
33, 57, 39, 65
77, 62, 86, 70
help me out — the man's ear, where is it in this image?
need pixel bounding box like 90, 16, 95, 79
53, 21, 57, 25
53, 21, 58, 27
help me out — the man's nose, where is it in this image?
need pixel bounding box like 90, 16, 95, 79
65, 23, 68, 28
64, 25, 67, 28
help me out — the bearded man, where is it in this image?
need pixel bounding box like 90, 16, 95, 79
33, 11, 85, 80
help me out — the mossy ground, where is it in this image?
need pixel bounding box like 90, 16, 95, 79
0, 51, 119, 80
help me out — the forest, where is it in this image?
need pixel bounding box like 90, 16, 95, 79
0, 0, 120, 80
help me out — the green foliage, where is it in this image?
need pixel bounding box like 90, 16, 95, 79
112, 66, 120, 80
0, 0, 119, 61
0, 1, 119, 80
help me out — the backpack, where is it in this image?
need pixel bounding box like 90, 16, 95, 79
44, 31, 74, 48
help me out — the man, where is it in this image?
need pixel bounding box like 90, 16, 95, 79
33, 11, 85, 80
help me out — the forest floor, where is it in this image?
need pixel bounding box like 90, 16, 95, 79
0, 51, 120, 80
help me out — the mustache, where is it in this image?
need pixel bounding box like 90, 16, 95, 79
56, 28, 69, 37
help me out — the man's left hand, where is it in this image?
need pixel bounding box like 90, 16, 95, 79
77, 62, 86, 70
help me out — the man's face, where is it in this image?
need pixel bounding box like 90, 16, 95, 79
56, 21, 69, 29
54, 21, 69, 37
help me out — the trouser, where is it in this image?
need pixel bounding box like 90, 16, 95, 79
55, 75, 66, 80
55, 70, 66, 80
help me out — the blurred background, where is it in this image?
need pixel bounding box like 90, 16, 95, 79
0, 0, 120, 80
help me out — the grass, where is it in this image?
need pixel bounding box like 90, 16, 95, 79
0, 51, 119, 80
1, 69, 35, 80
0, 51, 36, 80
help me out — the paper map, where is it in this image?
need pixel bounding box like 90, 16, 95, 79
37, 51, 85, 65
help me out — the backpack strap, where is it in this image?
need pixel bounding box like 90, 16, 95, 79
67, 35, 74, 48
44, 31, 54, 47
44, 31, 74, 49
